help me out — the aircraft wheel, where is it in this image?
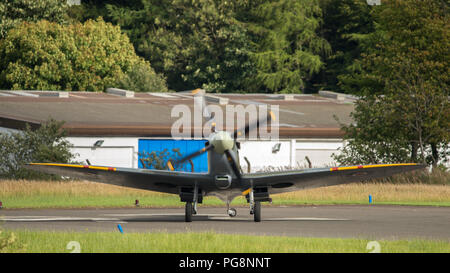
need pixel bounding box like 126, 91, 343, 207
253, 201, 261, 222
227, 208, 237, 217
185, 202, 193, 222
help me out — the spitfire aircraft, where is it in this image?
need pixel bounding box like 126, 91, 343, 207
26, 91, 425, 222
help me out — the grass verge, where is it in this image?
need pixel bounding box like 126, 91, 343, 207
0, 180, 449, 208
1, 229, 449, 253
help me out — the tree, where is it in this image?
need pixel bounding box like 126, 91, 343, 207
139, 148, 189, 171
334, 0, 449, 166
116, 60, 168, 93
0, 18, 166, 92
105, 0, 254, 92
313, 0, 375, 93
237, 0, 331, 93
0, 119, 76, 179
71, 0, 331, 93
0, 0, 69, 39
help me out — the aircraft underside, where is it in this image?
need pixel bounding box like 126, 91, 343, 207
180, 182, 271, 222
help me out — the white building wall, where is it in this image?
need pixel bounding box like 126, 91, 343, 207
0, 126, 20, 134
295, 139, 344, 168
66, 137, 138, 168
238, 140, 292, 172
238, 139, 344, 172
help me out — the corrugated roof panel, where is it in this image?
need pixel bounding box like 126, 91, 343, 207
0, 91, 354, 138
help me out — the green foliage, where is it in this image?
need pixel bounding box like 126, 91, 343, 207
238, 0, 331, 93
139, 149, 172, 170
117, 60, 168, 93
0, 18, 164, 92
105, 0, 254, 92
0, 230, 24, 253
84, 0, 330, 93
0, 119, 76, 180
139, 148, 188, 171
315, 0, 375, 92
0, 0, 69, 39
334, 0, 450, 166
332, 97, 412, 165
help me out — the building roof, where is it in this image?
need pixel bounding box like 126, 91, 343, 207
0, 90, 355, 138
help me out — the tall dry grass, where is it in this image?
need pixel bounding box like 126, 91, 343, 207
259, 166, 449, 185
376, 168, 450, 185
276, 182, 450, 205
0, 179, 168, 197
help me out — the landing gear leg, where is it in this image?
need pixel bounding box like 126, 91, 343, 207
193, 183, 198, 215
193, 201, 198, 215
249, 189, 255, 215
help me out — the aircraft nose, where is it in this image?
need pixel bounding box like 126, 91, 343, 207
211, 131, 234, 154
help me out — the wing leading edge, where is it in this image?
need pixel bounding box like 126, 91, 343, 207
242, 163, 425, 195
25, 163, 210, 194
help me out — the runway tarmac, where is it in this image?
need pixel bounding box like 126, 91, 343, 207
1, 205, 449, 240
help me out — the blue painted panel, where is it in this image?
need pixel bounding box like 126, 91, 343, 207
138, 139, 208, 173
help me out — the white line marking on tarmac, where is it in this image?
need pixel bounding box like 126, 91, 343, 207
207, 216, 349, 221
102, 213, 185, 217
103, 213, 225, 217
266, 217, 349, 221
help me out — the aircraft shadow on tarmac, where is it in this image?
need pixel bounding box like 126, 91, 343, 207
121, 215, 251, 223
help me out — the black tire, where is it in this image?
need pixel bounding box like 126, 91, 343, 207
185, 202, 193, 222
254, 201, 261, 222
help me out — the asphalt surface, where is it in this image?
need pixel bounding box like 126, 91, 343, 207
1, 205, 449, 240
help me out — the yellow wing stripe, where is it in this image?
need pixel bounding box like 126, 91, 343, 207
242, 188, 251, 196
29, 163, 116, 171
330, 163, 418, 172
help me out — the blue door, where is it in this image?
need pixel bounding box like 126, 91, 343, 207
138, 139, 208, 173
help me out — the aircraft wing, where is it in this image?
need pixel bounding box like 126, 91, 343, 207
242, 163, 425, 195
25, 163, 210, 195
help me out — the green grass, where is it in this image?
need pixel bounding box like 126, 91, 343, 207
2, 193, 449, 209
0, 195, 241, 209
1, 195, 184, 209
1, 229, 449, 253
4, 195, 449, 209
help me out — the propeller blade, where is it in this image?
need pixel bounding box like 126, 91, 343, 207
170, 144, 214, 167
233, 110, 276, 139
224, 149, 242, 180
